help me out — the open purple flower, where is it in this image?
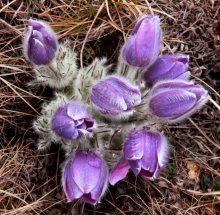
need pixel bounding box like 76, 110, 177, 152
148, 80, 209, 122
144, 54, 190, 87
62, 150, 108, 204
121, 15, 162, 68
51, 101, 95, 140
90, 75, 141, 118
23, 19, 58, 65
109, 129, 169, 185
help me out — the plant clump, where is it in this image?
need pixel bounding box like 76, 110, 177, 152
23, 15, 209, 205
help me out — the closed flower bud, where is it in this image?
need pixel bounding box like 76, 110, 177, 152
109, 129, 169, 185
62, 150, 108, 204
90, 75, 141, 118
23, 19, 58, 65
51, 101, 95, 140
144, 54, 190, 87
149, 80, 209, 122
121, 15, 162, 67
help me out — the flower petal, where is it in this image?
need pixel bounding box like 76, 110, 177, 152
135, 16, 161, 67
128, 159, 142, 175
139, 169, 154, 179
122, 36, 137, 66
90, 159, 108, 203
28, 19, 57, 50
91, 81, 127, 115
51, 115, 77, 139
52, 101, 95, 140
28, 37, 49, 65
124, 129, 145, 160
72, 151, 102, 194
24, 19, 58, 65
122, 16, 162, 67
109, 158, 130, 185
67, 102, 89, 120
144, 56, 176, 86
83, 194, 97, 205
149, 89, 197, 119
140, 131, 158, 173
157, 134, 169, 168
62, 159, 83, 202
106, 76, 141, 109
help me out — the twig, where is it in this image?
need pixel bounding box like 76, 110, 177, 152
80, 2, 105, 68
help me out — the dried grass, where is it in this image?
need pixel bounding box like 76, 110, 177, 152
0, 0, 219, 214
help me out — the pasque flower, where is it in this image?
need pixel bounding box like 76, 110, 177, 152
149, 80, 209, 122
90, 75, 141, 118
144, 54, 190, 87
121, 15, 162, 67
109, 129, 169, 185
23, 19, 58, 65
62, 150, 108, 204
51, 101, 95, 140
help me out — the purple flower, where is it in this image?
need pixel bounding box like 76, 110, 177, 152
90, 75, 141, 117
23, 19, 58, 65
148, 80, 209, 122
109, 129, 169, 185
144, 54, 190, 87
62, 150, 108, 204
51, 101, 95, 140
121, 15, 162, 67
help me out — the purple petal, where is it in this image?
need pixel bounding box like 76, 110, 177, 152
91, 81, 127, 115
84, 119, 95, 130
67, 102, 90, 120
140, 131, 158, 173
109, 158, 130, 185
24, 19, 58, 65
161, 59, 187, 79
106, 76, 141, 109
131, 15, 148, 35
39, 26, 57, 51
149, 80, 209, 121
149, 89, 197, 119
135, 16, 161, 67
51, 115, 78, 139
122, 36, 137, 66
72, 151, 102, 194
63, 151, 107, 204
151, 80, 195, 95
185, 84, 208, 99
90, 76, 141, 117
145, 56, 176, 84
52, 101, 95, 140
62, 159, 84, 202
28, 36, 49, 65
139, 169, 154, 179
128, 159, 142, 175
29, 19, 57, 50
122, 16, 162, 67
83, 194, 97, 205
124, 129, 145, 160
177, 55, 189, 64
157, 134, 169, 168
177, 71, 191, 80
28, 19, 44, 30
144, 54, 189, 87
90, 159, 108, 203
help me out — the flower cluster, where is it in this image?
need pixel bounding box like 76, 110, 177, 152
24, 15, 209, 205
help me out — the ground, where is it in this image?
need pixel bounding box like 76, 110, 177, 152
0, 0, 219, 214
